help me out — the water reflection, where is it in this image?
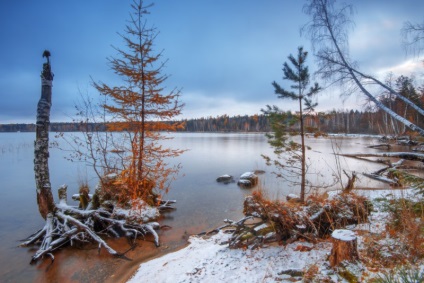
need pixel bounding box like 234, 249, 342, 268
0, 132, 392, 282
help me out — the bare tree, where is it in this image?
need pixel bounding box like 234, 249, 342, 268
402, 20, 424, 57
302, 0, 424, 136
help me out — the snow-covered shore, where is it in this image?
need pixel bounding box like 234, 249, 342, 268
128, 231, 331, 283
127, 189, 423, 283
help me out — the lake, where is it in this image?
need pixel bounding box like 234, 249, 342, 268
0, 132, 389, 282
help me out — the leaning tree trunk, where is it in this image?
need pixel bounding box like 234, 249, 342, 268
34, 51, 56, 219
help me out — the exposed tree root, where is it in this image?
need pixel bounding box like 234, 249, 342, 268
20, 186, 168, 264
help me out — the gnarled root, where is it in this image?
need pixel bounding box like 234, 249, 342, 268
21, 195, 163, 264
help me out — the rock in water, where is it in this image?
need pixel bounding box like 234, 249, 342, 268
237, 172, 258, 188
216, 174, 234, 184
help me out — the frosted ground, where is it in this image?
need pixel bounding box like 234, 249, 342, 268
128, 189, 424, 283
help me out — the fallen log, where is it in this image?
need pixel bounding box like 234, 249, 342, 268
340, 152, 424, 163
362, 173, 400, 186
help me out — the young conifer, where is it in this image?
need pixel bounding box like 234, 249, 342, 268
93, 0, 184, 205
263, 47, 320, 202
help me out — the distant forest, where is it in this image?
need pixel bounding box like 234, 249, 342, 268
2, 108, 423, 136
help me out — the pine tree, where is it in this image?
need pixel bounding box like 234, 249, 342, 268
263, 47, 320, 203
93, 0, 184, 205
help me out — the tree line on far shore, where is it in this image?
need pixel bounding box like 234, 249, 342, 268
2, 108, 423, 136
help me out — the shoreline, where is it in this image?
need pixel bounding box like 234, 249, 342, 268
125, 188, 424, 283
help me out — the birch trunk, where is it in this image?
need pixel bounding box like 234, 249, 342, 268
34, 53, 56, 219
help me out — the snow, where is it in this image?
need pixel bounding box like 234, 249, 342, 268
114, 199, 159, 223
287, 193, 300, 199
331, 229, 356, 241
127, 231, 331, 283
219, 174, 232, 178
240, 172, 255, 178
127, 188, 423, 282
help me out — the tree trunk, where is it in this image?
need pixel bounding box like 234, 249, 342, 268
34, 52, 55, 219
299, 96, 306, 203
329, 229, 359, 267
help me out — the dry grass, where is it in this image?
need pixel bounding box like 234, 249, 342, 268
242, 189, 371, 244
360, 195, 424, 269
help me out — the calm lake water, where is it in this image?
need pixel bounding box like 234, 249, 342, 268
0, 132, 390, 282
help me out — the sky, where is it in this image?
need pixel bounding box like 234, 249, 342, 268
0, 0, 423, 123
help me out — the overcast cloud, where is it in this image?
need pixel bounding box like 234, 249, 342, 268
0, 0, 423, 123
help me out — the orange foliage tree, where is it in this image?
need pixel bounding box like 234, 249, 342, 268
93, 0, 184, 205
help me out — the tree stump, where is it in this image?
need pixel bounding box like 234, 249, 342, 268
329, 229, 359, 267
35, 50, 55, 219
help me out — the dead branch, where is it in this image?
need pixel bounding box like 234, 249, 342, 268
343, 170, 357, 193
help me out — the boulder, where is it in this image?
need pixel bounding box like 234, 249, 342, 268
216, 174, 234, 184
237, 172, 258, 188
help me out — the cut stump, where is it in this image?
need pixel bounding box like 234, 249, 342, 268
329, 229, 359, 267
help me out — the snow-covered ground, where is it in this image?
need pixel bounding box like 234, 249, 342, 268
128, 231, 331, 283
127, 189, 423, 283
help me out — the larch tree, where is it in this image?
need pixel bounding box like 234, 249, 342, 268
22, 1, 181, 263
262, 47, 320, 203
302, 0, 424, 136
93, 0, 184, 205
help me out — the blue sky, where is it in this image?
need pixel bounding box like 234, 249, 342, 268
0, 0, 423, 123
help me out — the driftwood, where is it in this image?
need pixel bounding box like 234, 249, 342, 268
208, 191, 371, 249
362, 173, 400, 186
340, 152, 424, 163
342, 151, 424, 186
